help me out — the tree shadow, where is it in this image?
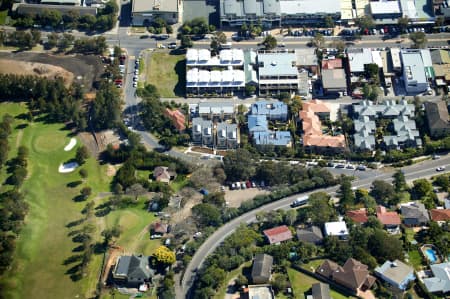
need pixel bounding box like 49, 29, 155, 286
93, 242, 107, 254
15, 123, 28, 130
72, 244, 85, 252
63, 254, 83, 265
73, 194, 86, 202
67, 181, 82, 188
67, 229, 83, 237
95, 207, 112, 217
15, 113, 30, 120
66, 218, 85, 228
173, 59, 186, 97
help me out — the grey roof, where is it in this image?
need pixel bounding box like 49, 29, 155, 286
217, 122, 238, 140
322, 69, 347, 89
311, 282, 331, 299
244, 50, 258, 84
347, 48, 373, 73
296, 225, 323, 244
353, 100, 415, 118
258, 53, 298, 77
430, 49, 450, 65
198, 102, 235, 115
251, 254, 273, 281
423, 262, 450, 293
374, 260, 415, 286
424, 101, 450, 131
192, 117, 213, 135
221, 0, 279, 17
401, 49, 427, 85
132, 0, 178, 13
295, 49, 318, 66
251, 100, 288, 120
254, 130, 291, 146
41, 0, 80, 4
115, 255, 151, 280
248, 115, 268, 132
401, 202, 430, 223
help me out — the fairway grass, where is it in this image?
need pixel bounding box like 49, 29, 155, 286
146, 51, 186, 97
0, 103, 112, 299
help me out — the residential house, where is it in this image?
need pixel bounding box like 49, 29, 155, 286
295, 49, 319, 75
401, 202, 430, 227
245, 285, 275, 299
192, 118, 213, 146
186, 68, 245, 96
186, 49, 244, 69
400, 49, 429, 94
429, 208, 450, 225
374, 260, 416, 291
131, 0, 178, 26
216, 122, 238, 149
430, 49, 450, 87
299, 100, 346, 153
257, 52, 300, 96
113, 255, 152, 287
248, 115, 291, 147
263, 225, 293, 245
251, 100, 288, 121
198, 102, 235, 120
164, 108, 186, 132
324, 221, 349, 240
346, 208, 368, 224
321, 58, 347, 95
376, 206, 401, 234
347, 48, 374, 76
296, 225, 323, 245
307, 283, 331, 299
424, 101, 450, 138
153, 166, 175, 184
317, 258, 376, 293
251, 254, 273, 284
423, 262, 450, 294
151, 222, 168, 237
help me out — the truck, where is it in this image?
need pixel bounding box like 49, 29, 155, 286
291, 196, 308, 208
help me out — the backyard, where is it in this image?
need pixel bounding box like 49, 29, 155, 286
145, 51, 186, 97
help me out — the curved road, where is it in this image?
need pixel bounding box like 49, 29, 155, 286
180, 154, 450, 298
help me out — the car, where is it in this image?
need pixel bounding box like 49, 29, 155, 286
432, 155, 441, 160
134, 70, 139, 75
235, 182, 241, 189
251, 181, 257, 188
357, 165, 367, 171
150, 234, 162, 239
436, 166, 446, 172
335, 164, 345, 168
278, 43, 286, 48
346, 164, 355, 170
246, 181, 251, 188
291, 196, 308, 208
193, 232, 202, 239
168, 42, 177, 49
132, 82, 137, 88
241, 182, 246, 189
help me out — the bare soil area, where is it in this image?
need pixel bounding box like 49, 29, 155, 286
225, 188, 269, 208
0, 52, 104, 90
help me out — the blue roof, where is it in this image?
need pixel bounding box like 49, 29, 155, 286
251, 100, 288, 119
254, 130, 291, 146
248, 115, 268, 132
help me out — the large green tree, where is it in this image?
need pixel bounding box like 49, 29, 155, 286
223, 148, 255, 181
262, 35, 277, 50
409, 32, 427, 48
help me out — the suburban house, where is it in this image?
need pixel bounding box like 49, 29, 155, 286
257, 52, 300, 96
429, 208, 450, 225
164, 108, 186, 132
295, 49, 319, 75
296, 225, 323, 245
324, 221, 349, 240
431, 49, 450, 87
400, 49, 429, 94
219, 0, 341, 28
299, 100, 346, 153
317, 258, 376, 293
352, 100, 421, 151
263, 225, 293, 245
198, 102, 235, 120
347, 48, 376, 77
376, 206, 401, 234
307, 283, 331, 299
216, 122, 239, 149
321, 58, 347, 95
248, 115, 291, 147
400, 202, 430, 227
423, 262, 450, 294
424, 101, 450, 138
346, 208, 369, 224
251, 254, 273, 284
151, 222, 168, 237
192, 117, 213, 146
131, 0, 179, 26
112, 255, 152, 287
153, 166, 175, 184
374, 260, 416, 291
251, 100, 288, 121
244, 285, 275, 299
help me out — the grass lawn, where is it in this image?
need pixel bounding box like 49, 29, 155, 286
301, 259, 325, 272
0, 103, 112, 299
0, 9, 8, 25
171, 175, 189, 193
215, 261, 251, 299
146, 51, 186, 97
408, 249, 424, 270
287, 267, 354, 299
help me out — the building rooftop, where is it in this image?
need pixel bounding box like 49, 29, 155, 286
132, 0, 177, 13
377, 206, 401, 225
258, 52, 298, 77
322, 58, 343, 70
431, 49, 450, 65
186, 68, 245, 88
296, 225, 324, 244
423, 262, 450, 293
198, 102, 235, 115
400, 202, 430, 223
251, 254, 273, 282
347, 48, 373, 73
346, 209, 368, 223
424, 101, 450, 131
248, 115, 269, 133
370, 0, 401, 15
430, 209, 450, 222
295, 48, 318, 67
279, 0, 341, 15
322, 69, 347, 89
401, 49, 427, 85
375, 260, 415, 286
324, 221, 349, 237
251, 100, 288, 119
263, 225, 293, 244
254, 130, 292, 146
186, 49, 244, 67
246, 285, 275, 299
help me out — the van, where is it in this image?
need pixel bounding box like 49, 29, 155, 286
291, 196, 308, 208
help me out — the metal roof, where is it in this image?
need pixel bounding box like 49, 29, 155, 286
132, 0, 178, 13
258, 52, 298, 77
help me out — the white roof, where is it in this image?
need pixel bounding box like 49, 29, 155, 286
186, 48, 198, 62
371, 51, 383, 68
198, 70, 210, 84
279, 0, 341, 14
348, 48, 373, 73
390, 48, 402, 69
420, 49, 433, 67
186, 70, 245, 88
186, 68, 199, 84
324, 221, 349, 237
186, 49, 244, 67
370, 0, 401, 14
198, 49, 211, 61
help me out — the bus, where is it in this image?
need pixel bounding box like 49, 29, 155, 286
291, 196, 308, 208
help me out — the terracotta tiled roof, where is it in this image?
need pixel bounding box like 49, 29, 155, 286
430, 209, 450, 222
263, 225, 293, 244
321, 58, 343, 70
346, 209, 368, 223
164, 108, 186, 131
376, 205, 401, 225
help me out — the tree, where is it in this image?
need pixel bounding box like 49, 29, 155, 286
262, 35, 277, 50
393, 170, 407, 192
370, 180, 395, 206
434, 175, 449, 191
80, 186, 92, 200
75, 145, 89, 165
338, 176, 355, 211
223, 148, 255, 181
409, 32, 427, 49
355, 16, 375, 30
368, 229, 403, 262
308, 192, 335, 225
234, 274, 248, 288
79, 168, 88, 180
153, 245, 176, 265
324, 16, 335, 28
311, 33, 325, 49
365, 63, 380, 84
192, 203, 222, 227
397, 16, 410, 32
180, 35, 193, 48
412, 178, 433, 200
101, 225, 121, 245
272, 274, 288, 293
125, 183, 146, 200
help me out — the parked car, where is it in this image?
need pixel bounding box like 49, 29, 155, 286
357, 165, 367, 171
241, 182, 246, 189
168, 42, 177, 49
335, 164, 345, 168
246, 181, 251, 188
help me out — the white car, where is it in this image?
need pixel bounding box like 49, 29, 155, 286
134, 70, 139, 75
436, 166, 446, 172
132, 82, 137, 88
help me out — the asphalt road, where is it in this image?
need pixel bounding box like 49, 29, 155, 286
180, 154, 450, 298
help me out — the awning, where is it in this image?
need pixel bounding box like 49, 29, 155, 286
435, 78, 447, 86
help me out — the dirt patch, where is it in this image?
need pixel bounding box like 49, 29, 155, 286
78, 132, 100, 157
0, 52, 104, 90
106, 165, 117, 177
0, 59, 74, 87
224, 188, 270, 208
101, 245, 125, 285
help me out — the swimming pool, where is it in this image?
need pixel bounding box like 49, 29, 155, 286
424, 248, 438, 263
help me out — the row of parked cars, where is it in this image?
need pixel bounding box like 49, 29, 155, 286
290, 29, 333, 37
230, 180, 264, 190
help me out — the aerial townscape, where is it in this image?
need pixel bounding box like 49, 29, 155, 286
1, 0, 450, 298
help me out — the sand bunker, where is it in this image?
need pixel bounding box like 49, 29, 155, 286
64, 138, 77, 151
58, 162, 79, 173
